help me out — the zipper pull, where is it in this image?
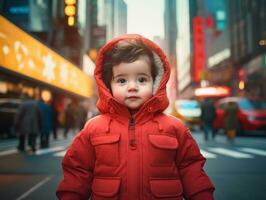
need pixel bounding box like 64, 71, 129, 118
129, 116, 134, 128
129, 116, 137, 150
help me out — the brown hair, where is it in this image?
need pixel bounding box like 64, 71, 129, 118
102, 39, 157, 90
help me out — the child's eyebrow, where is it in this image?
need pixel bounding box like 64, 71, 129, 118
113, 74, 127, 79
138, 73, 150, 77
113, 73, 151, 79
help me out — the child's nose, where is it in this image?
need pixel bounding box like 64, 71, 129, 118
128, 81, 138, 91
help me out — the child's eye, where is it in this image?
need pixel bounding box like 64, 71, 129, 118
117, 78, 126, 84
138, 77, 147, 83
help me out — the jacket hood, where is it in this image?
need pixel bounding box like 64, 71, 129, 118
94, 34, 170, 119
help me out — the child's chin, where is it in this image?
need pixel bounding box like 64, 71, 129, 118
128, 105, 141, 111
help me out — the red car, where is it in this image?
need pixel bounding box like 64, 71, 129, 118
214, 97, 266, 133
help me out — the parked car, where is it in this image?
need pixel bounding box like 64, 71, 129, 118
214, 97, 266, 134
0, 98, 22, 138
175, 99, 201, 129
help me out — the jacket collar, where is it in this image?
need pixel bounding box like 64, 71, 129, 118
106, 95, 162, 125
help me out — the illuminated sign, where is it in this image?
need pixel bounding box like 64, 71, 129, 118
193, 16, 205, 82
195, 86, 230, 97
9, 6, 30, 14
0, 16, 93, 98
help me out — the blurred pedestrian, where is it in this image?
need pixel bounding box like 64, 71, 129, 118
75, 103, 87, 130
200, 98, 216, 141
51, 101, 59, 140
224, 101, 239, 143
63, 101, 76, 138
14, 96, 41, 153
38, 98, 53, 148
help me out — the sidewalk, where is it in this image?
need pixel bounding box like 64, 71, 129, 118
0, 128, 77, 155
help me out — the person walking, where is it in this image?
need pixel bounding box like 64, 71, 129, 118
200, 98, 216, 141
224, 101, 239, 143
38, 98, 53, 148
75, 103, 87, 131
51, 100, 59, 140
63, 101, 76, 138
14, 96, 41, 153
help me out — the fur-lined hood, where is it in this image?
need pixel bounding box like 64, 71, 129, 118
94, 34, 170, 122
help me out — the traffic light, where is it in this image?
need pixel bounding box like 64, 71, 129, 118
238, 80, 245, 90
64, 0, 76, 26
238, 69, 245, 90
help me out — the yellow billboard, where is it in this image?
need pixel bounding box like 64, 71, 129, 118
0, 16, 93, 98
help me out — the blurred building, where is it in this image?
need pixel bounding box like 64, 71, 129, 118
193, 0, 266, 99
164, 0, 178, 104
228, 0, 266, 98
195, 0, 232, 94
176, 0, 192, 98
175, 0, 232, 99
0, 0, 129, 127
164, 0, 177, 61
0, 0, 97, 125
0, 15, 93, 106
165, 0, 266, 100
113, 0, 127, 37
164, 0, 194, 99
100, 0, 127, 42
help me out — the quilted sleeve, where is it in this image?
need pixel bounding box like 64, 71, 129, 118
176, 128, 215, 200
56, 128, 95, 200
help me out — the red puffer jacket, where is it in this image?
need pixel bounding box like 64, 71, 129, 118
56, 34, 215, 200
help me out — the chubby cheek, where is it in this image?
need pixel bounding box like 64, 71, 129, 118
111, 88, 125, 104
141, 87, 153, 101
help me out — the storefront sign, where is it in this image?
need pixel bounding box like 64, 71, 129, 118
0, 16, 93, 98
195, 86, 231, 97
193, 16, 205, 82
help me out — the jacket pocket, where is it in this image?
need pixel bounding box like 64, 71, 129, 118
150, 179, 183, 200
148, 134, 178, 166
91, 134, 120, 166
92, 177, 121, 200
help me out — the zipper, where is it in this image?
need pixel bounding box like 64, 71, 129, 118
128, 115, 137, 150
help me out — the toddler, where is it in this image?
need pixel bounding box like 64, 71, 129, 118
57, 34, 215, 200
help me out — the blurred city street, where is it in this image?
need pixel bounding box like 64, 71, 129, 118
0, 0, 266, 199
0, 130, 266, 200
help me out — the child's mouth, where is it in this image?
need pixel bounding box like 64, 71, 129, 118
127, 96, 139, 100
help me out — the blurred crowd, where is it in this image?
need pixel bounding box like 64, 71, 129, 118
14, 92, 98, 153
199, 98, 238, 143
171, 97, 241, 144
8, 92, 265, 152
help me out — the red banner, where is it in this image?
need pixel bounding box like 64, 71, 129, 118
193, 16, 205, 82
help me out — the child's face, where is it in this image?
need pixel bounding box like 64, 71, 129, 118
110, 57, 153, 111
